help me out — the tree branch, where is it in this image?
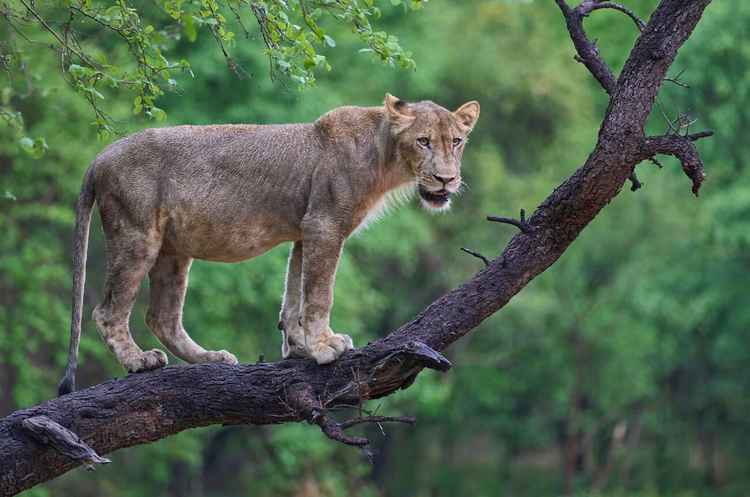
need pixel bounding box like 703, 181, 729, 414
555, 0, 618, 93
0, 0, 714, 494
642, 132, 712, 196
339, 415, 417, 430
460, 247, 491, 267
487, 209, 533, 234
16, 0, 97, 68
585, 1, 646, 31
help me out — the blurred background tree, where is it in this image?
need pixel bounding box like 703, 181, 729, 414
1, 1, 747, 496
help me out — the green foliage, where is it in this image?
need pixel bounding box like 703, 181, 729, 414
1, 0, 422, 143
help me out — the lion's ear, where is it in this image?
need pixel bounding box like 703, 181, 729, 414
454, 101, 480, 131
384, 93, 415, 134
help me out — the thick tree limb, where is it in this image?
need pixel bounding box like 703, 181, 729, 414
0, 0, 713, 495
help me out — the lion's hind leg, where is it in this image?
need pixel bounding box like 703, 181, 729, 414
93, 228, 168, 373
145, 252, 238, 365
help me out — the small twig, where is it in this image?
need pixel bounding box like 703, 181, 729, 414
460, 247, 490, 267
687, 130, 714, 141
655, 97, 678, 134
487, 209, 533, 234
664, 78, 690, 88
249, 3, 280, 78
308, 408, 369, 447
664, 68, 690, 88
340, 415, 416, 430
584, 1, 646, 31
649, 156, 663, 168
203, 0, 246, 78
675, 112, 697, 136
226, 1, 251, 39
628, 171, 643, 192
17, 0, 97, 68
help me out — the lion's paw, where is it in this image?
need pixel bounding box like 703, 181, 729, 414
203, 349, 239, 365
309, 332, 354, 365
125, 349, 169, 373
330, 333, 354, 353
280, 319, 309, 359
310, 343, 338, 365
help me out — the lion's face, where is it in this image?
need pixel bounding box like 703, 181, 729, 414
385, 94, 480, 211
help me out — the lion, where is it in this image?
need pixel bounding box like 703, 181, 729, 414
58, 93, 480, 395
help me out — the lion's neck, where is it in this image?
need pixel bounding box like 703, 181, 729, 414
347, 112, 416, 235
313, 106, 415, 234
374, 111, 414, 192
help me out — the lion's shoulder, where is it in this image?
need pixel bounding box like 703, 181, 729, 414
314, 106, 383, 141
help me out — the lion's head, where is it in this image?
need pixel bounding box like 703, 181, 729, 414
384, 93, 480, 211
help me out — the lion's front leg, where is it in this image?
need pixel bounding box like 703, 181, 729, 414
300, 223, 354, 365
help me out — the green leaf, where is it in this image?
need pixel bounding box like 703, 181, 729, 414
18, 136, 33, 150
67, 64, 88, 78
183, 14, 198, 42
133, 95, 143, 114
18, 136, 48, 158
148, 106, 167, 121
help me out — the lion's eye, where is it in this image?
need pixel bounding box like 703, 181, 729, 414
453, 137, 463, 147
417, 137, 431, 148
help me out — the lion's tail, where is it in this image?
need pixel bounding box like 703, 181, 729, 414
58, 165, 96, 396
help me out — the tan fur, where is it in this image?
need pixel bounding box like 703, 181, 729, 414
58, 94, 479, 393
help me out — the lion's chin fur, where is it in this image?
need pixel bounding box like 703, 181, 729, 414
420, 196, 452, 213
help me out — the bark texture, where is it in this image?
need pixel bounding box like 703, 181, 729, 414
0, 0, 713, 495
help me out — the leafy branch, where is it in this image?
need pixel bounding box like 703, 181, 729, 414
0, 0, 425, 149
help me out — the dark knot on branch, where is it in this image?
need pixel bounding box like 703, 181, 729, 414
21, 416, 110, 471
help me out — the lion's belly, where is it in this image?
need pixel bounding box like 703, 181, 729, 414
163, 210, 299, 263
185, 229, 286, 263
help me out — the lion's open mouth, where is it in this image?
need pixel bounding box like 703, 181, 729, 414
418, 185, 451, 208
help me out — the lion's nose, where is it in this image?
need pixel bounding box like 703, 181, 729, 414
432, 174, 456, 185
